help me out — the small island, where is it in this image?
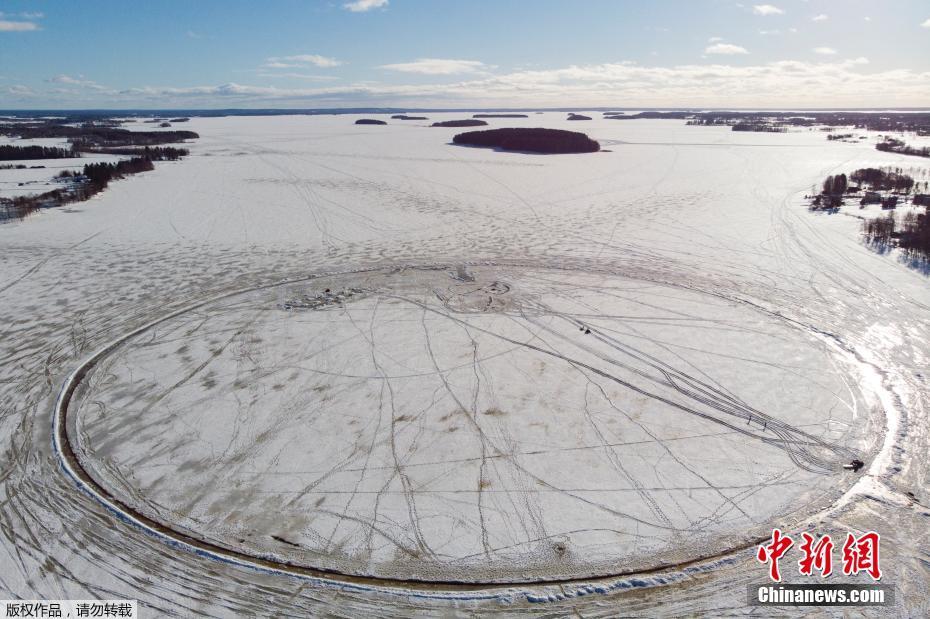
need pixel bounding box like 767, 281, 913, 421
452, 128, 600, 154
567, 113, 592, 121
391, 115, 428, 120
431, 119, 489, 128
473, 114, 529, 119
355, 119, 387, 125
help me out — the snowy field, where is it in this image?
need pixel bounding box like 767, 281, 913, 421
1, 113, 928, 615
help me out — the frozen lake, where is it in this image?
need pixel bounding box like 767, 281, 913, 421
1, 114, 927, 615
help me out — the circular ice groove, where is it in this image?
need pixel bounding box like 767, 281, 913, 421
57, 264, 877, 586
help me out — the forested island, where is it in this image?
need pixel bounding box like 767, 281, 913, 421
567, 113, 592, 121
452, 128, 600, 154
431, 119, 488, 128
473, 114, 529, 119
391, 115, 428, 120
355, 119, 387, 125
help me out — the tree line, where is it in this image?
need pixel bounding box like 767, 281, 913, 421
0, 122, 199, 147
0, 145, 78, 161
83, 146, 189, 160
876, 138, 930, 158
63, 158, 155, 191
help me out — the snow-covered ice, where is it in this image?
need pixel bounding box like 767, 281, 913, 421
1, 113, 928, 615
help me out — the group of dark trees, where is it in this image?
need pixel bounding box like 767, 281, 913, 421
850, 167, 915, 193
862, 209, 930, 263
0, 188, 69, 222
355, 119, 387, 125
822, 173, 848, 196
899, 211, 930, 260
811, 173, 848, 209
567, 113, 592, 121
826, 133, 854, 141
862, 213, 896, 245
391, 115, 428, 120
686, 117, 788, 132
876, 138, 930, 158
65, 157, 155, 191
473, 114, 528, 118
84, 146, 189, 160
731, 122, 787, 133
0, 145, 78, 161
431, 119, 488, 128
452, 128, 600, 154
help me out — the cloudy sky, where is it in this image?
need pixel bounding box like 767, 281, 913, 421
2, 0, 929, 109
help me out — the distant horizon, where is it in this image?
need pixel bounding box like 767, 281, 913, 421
3, 106, 930, 115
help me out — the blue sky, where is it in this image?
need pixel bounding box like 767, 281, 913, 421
2, 0, 929, 108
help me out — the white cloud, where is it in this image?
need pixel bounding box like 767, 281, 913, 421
380, 58, 491, 75
812, 14, 828, 22
45, 74, 106, 91
344, 0, 388, 12
813, 46, 837, 55
704, 43, 749, 55
92, 58, 930, 109
708, 36, 723, 42
0, 11, 43, 19
864, 16, 871, 22
256, 72, 339, 81
4, 84, 35, 96
0, 20, 39, 31
265, 54, 342, 68
49, 74, 89, 85
759, 29, 781, 35
753, 4, 784, 16
921, 18, 930, 28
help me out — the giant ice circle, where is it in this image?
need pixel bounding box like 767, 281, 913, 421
65, 265, 878, 583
